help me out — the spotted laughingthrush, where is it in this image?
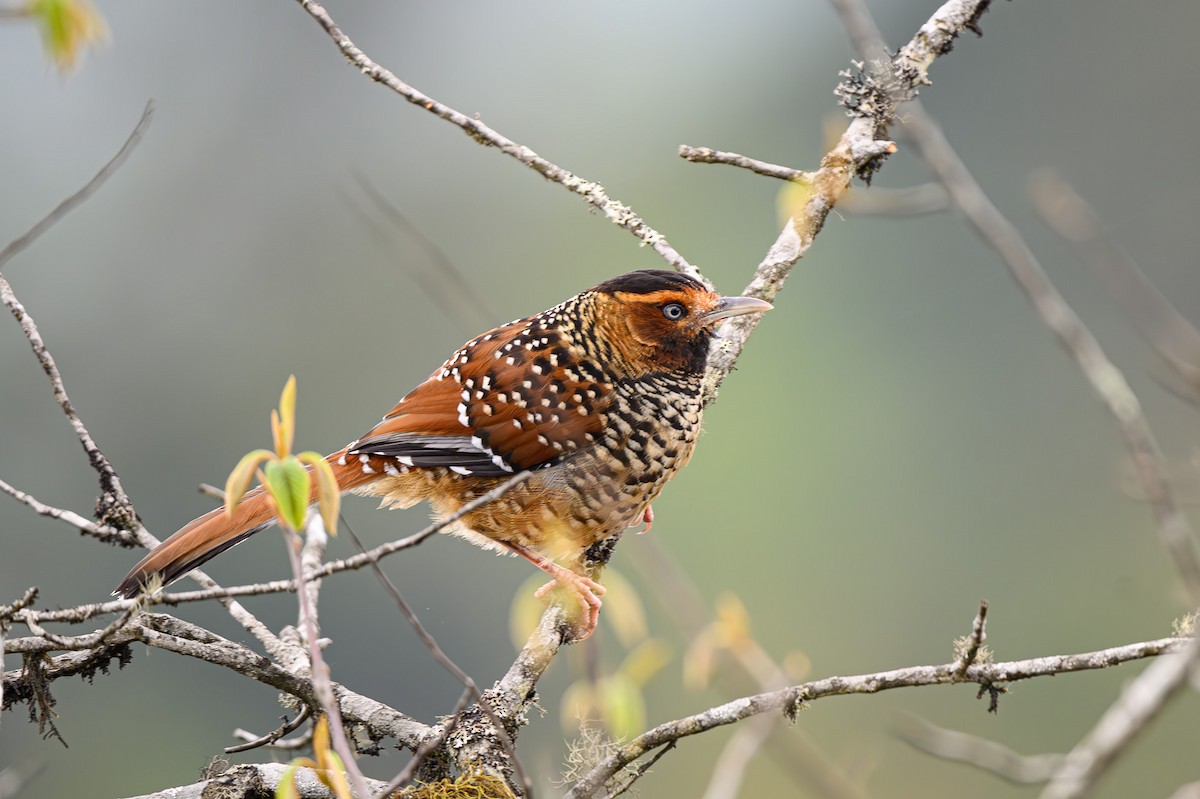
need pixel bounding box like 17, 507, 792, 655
115, 270, 771, 639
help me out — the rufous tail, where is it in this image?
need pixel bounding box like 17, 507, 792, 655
114, 449, 372, 598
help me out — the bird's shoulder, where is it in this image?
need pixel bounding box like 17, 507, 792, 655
349, 314, 614, 474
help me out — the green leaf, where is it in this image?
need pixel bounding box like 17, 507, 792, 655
297, 452, 341, 535
265, 457, 309, 530
224, 449, 274, 518
273, 375, 297, 457
29, 0, 108, 73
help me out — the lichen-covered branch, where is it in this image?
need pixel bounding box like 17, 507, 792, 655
563, 636, 1187, 799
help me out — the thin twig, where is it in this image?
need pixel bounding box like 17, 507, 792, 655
383, 687, 473, 795
831, 0, 1200, 609
294, 0, 701, 284
1029, 170, 1200, 393
339, 515, 532, 797
0, 477, 138, 546
598, 741, 676, 799
4, 624, 431, 751
0, 101, 153, 270
701, 716, 777, 799
678, 145, 812, 182
632, 545, 865, 799
349, 173, 496, 329
562, 635, 1186, 799
19, 600, 142, 651
0, 587, 39, 623
284, 516, 372, 799
695, 0, 995, 403
226, 706, 313, 754
1040, 636, 1200, 799
894, 714, 1063, 784
956, 600, 989, 675
828, 5, 1200, 792
906, 106, 1200, 604
15, 475, 537, 629
0, 101, 154, 529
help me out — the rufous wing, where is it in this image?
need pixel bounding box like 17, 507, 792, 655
348, 320, 611, 475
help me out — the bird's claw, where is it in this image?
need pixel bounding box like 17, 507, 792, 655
536, 573, 606, 641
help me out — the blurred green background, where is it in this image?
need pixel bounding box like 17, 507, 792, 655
3, 1, 1199, 797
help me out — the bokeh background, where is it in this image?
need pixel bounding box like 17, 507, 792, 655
3, 1, 1199, 797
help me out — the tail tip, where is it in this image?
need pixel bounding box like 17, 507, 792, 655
113, 573, 147, 600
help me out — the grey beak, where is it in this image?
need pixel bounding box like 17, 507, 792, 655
702, 295, 774, 324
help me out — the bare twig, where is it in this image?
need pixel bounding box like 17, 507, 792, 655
598, 741, 676, 799
895, 714, 1063, 784
12, 474, 542, 635
1030, 170, 1200, 394
832, 0, 1200, 609
0, 477, 138, 546
562, 636, 1186, 799
0, 587, 39, 622
697, 0, 997, 404
348, 173, 495, 329
384, 687, 472, 795
294, 0, 701, 283
337, 516, 531, 796
226, 706, 313, 754
956, 600, 989, 675
701, 716, 777, 799
0, 101, 153, 270
826, 6, 1200, 793
197, 482, 225, 500
6, 611, 431, 749
1040, 636, 1200, 799
678, 145, 811, 182
0, 101, 154, 530
284, 516, 371, 799
20, 600, 141, 651
906, 108, 1200, 604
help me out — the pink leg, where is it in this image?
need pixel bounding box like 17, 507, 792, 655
502, 542, 606, 641
637, 505, 654, 535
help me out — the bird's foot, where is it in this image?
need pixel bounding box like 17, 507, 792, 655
534, 569, 606, 641
502, 541, 607, 641
636, 504, 654, 535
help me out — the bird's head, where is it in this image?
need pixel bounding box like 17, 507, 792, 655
590, 269, 772, 376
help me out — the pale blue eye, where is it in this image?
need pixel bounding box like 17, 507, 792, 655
662, 302, 686, 321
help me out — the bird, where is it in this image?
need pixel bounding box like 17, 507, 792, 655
115, 269, 771, 639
